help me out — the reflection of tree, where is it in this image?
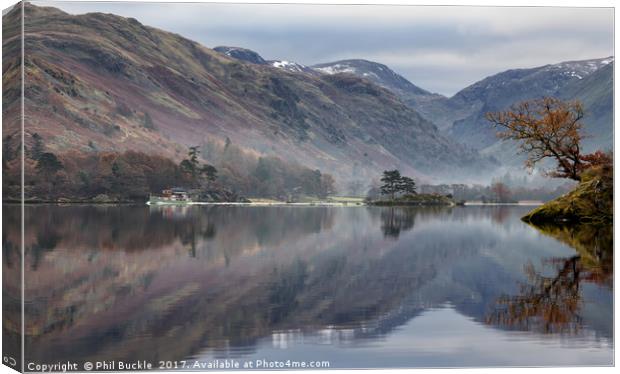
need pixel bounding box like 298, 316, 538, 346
533, 223, 613, 288
8, 205, 336, 352
380, 208, 416, 239
490, 206, 510, 225
8, 205, 334, 264
31, 229, 61, 270
488, 256, 582, 333
487, 223, 612, 334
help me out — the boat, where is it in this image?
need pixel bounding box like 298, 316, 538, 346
147, 187, 193, 205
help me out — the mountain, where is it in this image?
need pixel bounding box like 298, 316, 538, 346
312, 59, 454, 129
269, 60, 316, 74
213, 46, 268, 65
4, 3, 497, 192
559, 61, 613, 149
313, 59, 431, 96
311, 58, 613, 153
447, 57, 613, 151
214, 46, 317, 74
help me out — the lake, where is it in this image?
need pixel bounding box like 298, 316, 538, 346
3, 204, 613, 369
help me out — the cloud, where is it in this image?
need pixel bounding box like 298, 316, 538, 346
39, 1, 613, 96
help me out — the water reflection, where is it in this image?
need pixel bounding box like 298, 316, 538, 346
379, 207, 417, 238
2, 204, 613, 368
487, 223, 613, 334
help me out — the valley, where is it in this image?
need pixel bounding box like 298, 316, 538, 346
2, 3, 613, 204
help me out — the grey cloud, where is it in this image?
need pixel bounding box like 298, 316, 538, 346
35, 1, 613, 96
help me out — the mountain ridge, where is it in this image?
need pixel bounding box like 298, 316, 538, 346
448, 56, 613, 151
5, 3, 497, 192
209, 45, 613, 147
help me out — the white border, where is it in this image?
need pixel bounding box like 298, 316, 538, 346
0, 1, 617, 374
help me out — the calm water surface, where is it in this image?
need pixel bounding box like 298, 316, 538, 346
3, 205, 613, 368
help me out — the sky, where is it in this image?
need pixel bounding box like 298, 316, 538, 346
33, 1, 614, 96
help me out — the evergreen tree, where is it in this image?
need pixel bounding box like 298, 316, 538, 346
380, 170, 401, 200
180, 159, 195, 178
36, 152, 63, 176
188, 146, 200, 167
181, 146, 201, 181
399, 176, 417, 195
31, 133, 44, 161
36, 152, 63, 196
201, 164, 218, 182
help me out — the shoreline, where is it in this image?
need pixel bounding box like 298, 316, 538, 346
4, 200, 545, 207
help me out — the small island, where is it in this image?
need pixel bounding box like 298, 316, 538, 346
366, 170, 454, 206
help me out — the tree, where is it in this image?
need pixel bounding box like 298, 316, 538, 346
188, 146, 200, 166
36, 152, 64, 197
181, 146, 201, 180
2, 134, 17, 170
491, 182, 511, 203
486, 97, 587, 181
380, 170, 402, 200
31, 133, 44, 161
180, 159, 196, 181
319, 173, 336, 198
580, 150, 613, 172
36, 152, 63, 176
201, 164, 218, 182
399, 176, 417, 195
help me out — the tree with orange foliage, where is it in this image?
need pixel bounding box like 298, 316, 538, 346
580, 150, 613, 173
486, 97, 590, 181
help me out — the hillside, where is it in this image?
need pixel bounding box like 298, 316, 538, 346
560, 61, 613, 150
313, 59, 432, 97
309, 57, 613, 153
447, 57, 613, 151
2, 3, 498, 192
312, 59, 456, 130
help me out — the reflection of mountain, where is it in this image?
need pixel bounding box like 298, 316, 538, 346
2, 205, 22, 372
8, 205, 612, 364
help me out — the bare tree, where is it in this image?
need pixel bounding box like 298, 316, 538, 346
486, 97, 586, 181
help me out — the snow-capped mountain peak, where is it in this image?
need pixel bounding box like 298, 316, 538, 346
269, 60, 314, 74
312, 59, 431, 96
544, 56, 614, 80
313, 63, 358, 75
269, 60, 309, 72
213, 46, 267, 65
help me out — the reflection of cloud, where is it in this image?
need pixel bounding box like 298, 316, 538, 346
202, 307, 613, 367
41, 1, 613, 96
